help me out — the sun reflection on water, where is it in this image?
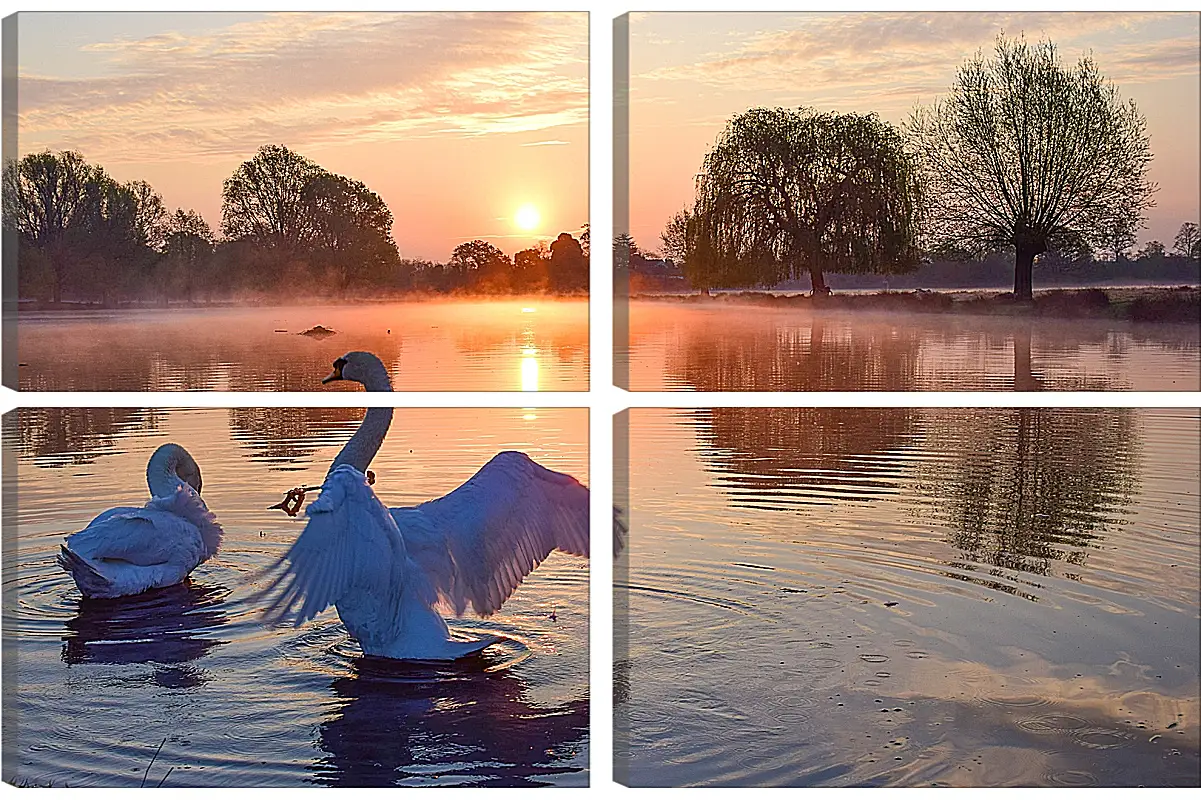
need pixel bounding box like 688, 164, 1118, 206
521, 354, 539, 391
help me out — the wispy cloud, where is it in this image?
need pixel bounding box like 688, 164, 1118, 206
521, 139, 571, 147
18, 12, 588, 163
638, 12, 1197, 102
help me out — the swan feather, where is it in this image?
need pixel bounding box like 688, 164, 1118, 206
394, 451, 590, 617
261, 465, 411, 652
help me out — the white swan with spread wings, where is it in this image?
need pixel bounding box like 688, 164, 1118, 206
260, 351, 592, 660
58, 443, 223, 599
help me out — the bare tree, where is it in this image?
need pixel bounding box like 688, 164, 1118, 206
684, 108, 922, 298
908, 35, 1156, 300
1096, 218, 1139, 263
1174, 222, 1199, 259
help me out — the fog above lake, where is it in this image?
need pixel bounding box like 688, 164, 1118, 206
17, 298, 589, 392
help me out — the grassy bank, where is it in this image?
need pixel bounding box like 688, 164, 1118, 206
630, 286, 1201, 324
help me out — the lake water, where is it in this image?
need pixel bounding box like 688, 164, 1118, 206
16, 299, 588, 391
615, 407, 1200, 787
621, 302, 1200, 391
3, 407, 590, 787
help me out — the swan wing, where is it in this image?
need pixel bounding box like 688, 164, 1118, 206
65, 504, 203, 568
260, 466, 405, 641
395, 451, 590, 617
146, 485, 223, 559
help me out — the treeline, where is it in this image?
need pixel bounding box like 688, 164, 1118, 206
406, 232, 588, 295
3, 145, 588, 306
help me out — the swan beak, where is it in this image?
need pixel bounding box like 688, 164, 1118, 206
322, 359, 345, 384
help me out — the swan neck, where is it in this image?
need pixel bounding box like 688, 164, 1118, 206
360, 361, 393, 393
146, 445, 190, 497
330, 406, 393, 474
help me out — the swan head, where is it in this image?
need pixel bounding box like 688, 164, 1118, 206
147, 443, 203, 496
322, 351, 392, 391
177, 456, 203, 494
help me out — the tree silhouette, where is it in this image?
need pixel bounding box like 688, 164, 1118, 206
908, 35, 1156, 301
548, 232, 587, 291
72, 176, 164, 304
221, 144, 325, 251
1136, 240, 1166, 261
221, 144, 399, 289
513, 246, 549, 292
450, 239, 512, 292
682, 107, 922, 297
124, 180, 168, 251
4, 151, 107, 302
6, 144, 585, 303
1174, 222, 1199, 259
1097, 218, 1139, 263
302, 172, 398, 289
158, 209, 216, 301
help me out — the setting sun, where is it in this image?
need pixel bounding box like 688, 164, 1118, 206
515, 204, 541, 231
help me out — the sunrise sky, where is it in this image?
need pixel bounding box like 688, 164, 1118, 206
16, 11, 588, 261
628, 12, 1200, 254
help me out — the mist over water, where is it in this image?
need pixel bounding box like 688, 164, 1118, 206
17, 299, 588, 392
623, 302, 1200, 391
5, 407, 590, 787
616, 408, 1200, 787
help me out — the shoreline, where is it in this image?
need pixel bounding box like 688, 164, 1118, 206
629, 285, 1201, 324
14, 292, 589, 313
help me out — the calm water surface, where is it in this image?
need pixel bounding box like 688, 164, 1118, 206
622, 302, 1200, 391
18, 299, 588, 391
616, 408, 1200, 786
4, 407, 589, 787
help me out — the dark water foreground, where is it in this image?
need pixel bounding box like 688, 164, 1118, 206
3, 408, 589, 787
615, 408, 1200, 787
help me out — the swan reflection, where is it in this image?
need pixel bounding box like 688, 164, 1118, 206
311, 656, 588, 787
61, 581, 230, 687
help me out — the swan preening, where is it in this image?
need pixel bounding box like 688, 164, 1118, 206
58, 443, 223, 599
259, 351, 595, 660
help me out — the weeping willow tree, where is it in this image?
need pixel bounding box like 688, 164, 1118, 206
907, 35, 1156, 301
663, 108, 923, 297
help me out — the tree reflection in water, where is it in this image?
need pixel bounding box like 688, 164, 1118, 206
311, 657, 587, 787
655, 307, 1138, 391
670, 317, 923, 391
228, 407, 365, 470
690, 407, 918, 510
685, 407, 1140, 597
914, 408, 1139, 592
14, 408, 161, 468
